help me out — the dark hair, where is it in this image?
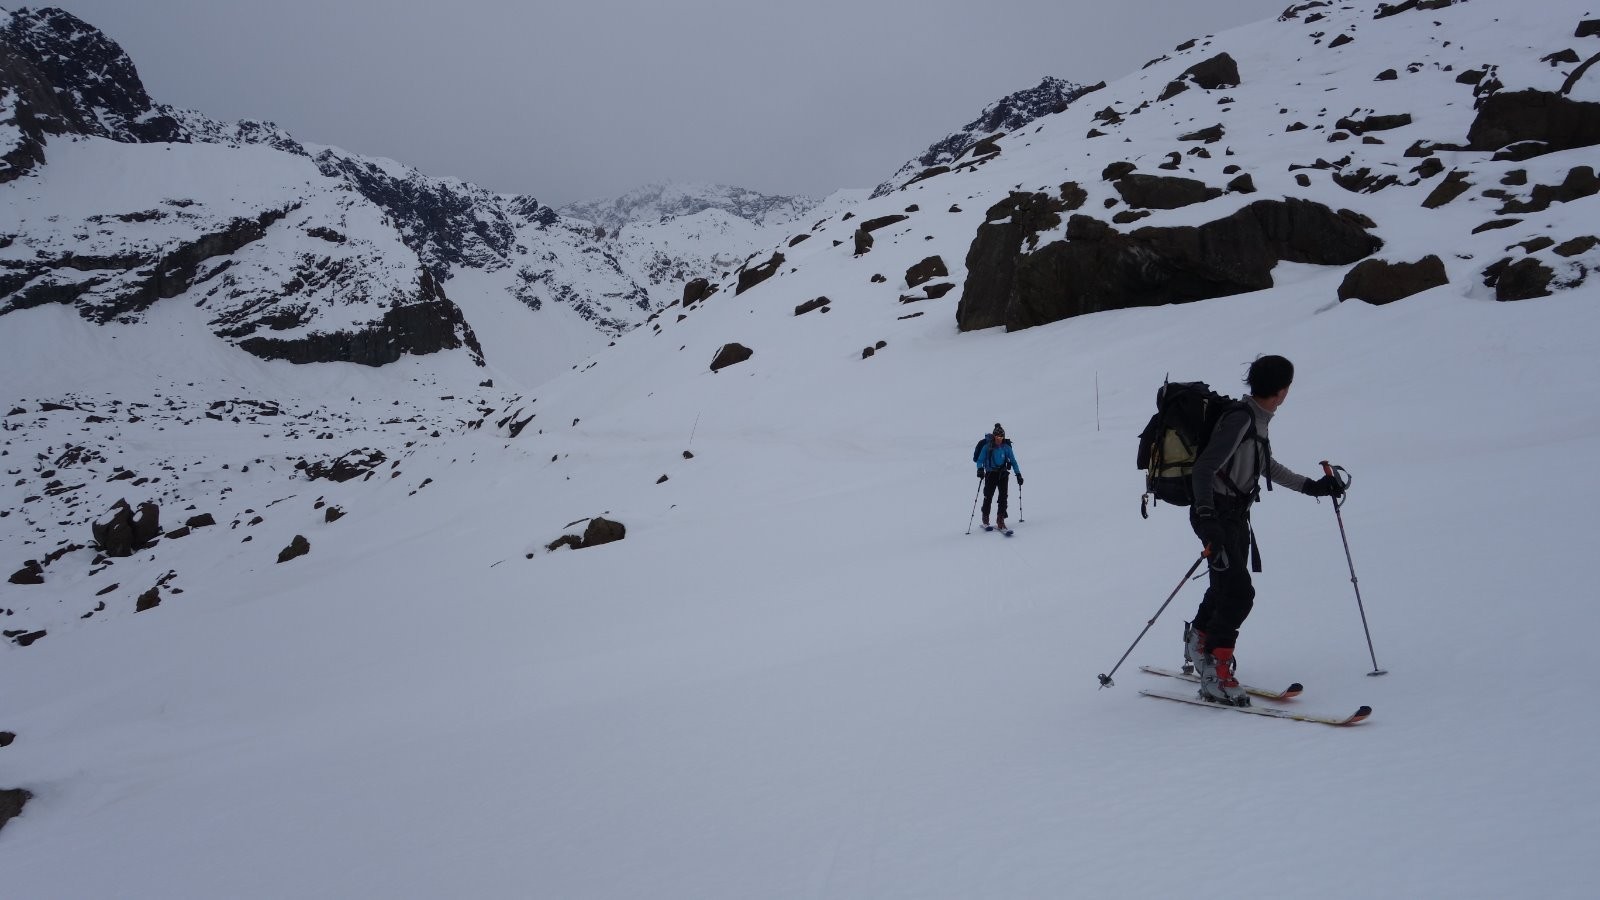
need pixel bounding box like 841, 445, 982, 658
1246, 355, 1294, 398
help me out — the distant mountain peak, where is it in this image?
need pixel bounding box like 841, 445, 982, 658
560, 182, 820, 236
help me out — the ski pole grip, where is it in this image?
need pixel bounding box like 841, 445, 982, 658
1320, 460, 1334, 477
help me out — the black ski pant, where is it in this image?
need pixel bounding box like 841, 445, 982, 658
1189, 501, 1255, 651
981, 469, 1010, 523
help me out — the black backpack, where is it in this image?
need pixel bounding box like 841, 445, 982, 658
1136, 380, 1253, 516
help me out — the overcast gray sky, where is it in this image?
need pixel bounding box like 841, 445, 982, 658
42, 1, 1289, 207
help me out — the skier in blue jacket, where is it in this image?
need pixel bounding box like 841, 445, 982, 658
973, 423, 1023, 531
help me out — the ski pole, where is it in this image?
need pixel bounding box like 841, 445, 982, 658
965, 477, 982, 534
1321, 460, 1387, 677
1098, 549, 1209, 688
1017, 477, 1025, 523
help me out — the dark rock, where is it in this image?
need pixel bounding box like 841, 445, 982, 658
1544, 49, 1581, 65
1421, 171, 1472, 208
1113, 174, 1224, 210
682, 277, 714, 306
1059, 182, 1088, 210
0, 732, 13, 748
1554, 235, 1600, 257
581, 517, 626, 548
1227, 173, 1257, 193
1376, 69, 1399, 81
960, 199, 1379, 332
1180, 53, 1240, 90
1337, 255, 1449, 304
1471, 219, 1522, 234
546, 535, 583, 552
905, 256, 949, 288
1495, 258, 1556, 300
1414, 157, 1445, 179
954, 192, 1071, 331
324, 506, 345, 523
276, 535, 311, 564
135, 586, 160, 612
787, 234, 811, 247
1580, 21, 1600, 39
735, 252, 784, 295
8, 561, 43, 585
1102, 162, 1137, 181
1467, 90, 1600, 158
794, 297, 830, 316
682, 450, 695, 459
1334, 113, 1412, 135
924, 283, 956, 299
1112, 210, 1152, 225
1179, 124, 1226, 143
656, 474, 668, 484
300, 449, 386, 482
1498, 166, 1600, 213
1158, 80, 1190, 101
861, 346, 876, 359
164, 526, 191, 540
92, 498, 159, 557
710, 343, 753, 372
12, 630, 45, 647
0, 787, 30, 833
1329, 34, 1354, 49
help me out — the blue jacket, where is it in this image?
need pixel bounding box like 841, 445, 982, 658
974, 435, 1021, 476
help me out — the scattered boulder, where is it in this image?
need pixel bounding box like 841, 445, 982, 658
710, 343, 753, 372
136, 586, 160, 612
546, 517, 627, 551
0, 788, 30, 833
1180, 53, 1240, 90
682, 277, 714, 306
1422, 171, 1473, 208
8, 561, 43, 585
324, 506, 345, 523
1554, 235, 1600, 257
0, 732, 14, 748
91, 499, 160, 557
1178, 124, 1225, 143
1338, 255, 1449, 304
794, 297, 830, 316
1493, 258, 1556, 301
185, 513, 216, 529
1335, 113, 1413, 135
1113, 174, 1224, 210
1227, 173, 1257, 193
905, 256, 949, 288
276, 535, 310, 564
735, 252, 785, 295
298, 450, 386, 482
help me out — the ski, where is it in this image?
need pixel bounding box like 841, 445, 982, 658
982, 525, 995, 532
1140, 665, 1303, 701
1138, 688, 1370, 726
1001, 528, 1014, 537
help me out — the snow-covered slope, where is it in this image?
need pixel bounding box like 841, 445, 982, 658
3, 2, 1600, 899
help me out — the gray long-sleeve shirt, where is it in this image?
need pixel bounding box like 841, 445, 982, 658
1191, 395, 1310, 510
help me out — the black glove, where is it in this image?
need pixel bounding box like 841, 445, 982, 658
1304, 474, 1344, 498
1017, 476, 1024, 486
1193, 507, 1227, 559
976, 468, 986, 479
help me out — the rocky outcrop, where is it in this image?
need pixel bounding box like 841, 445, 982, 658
735, 253, 784, 295
956, 192, 1071, 331
1466, 90, 1600, 160
1338, 255, 1448, 304
236, 272, 484, 367
0, 788, 30, 833
710, 342, 753, 371
961, 199, 1379, 332
905, 256, 949, 288
91, 499, 161, 558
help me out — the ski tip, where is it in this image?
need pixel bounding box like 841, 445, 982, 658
1347, 705, 1373, 724
1285, 682, 1305, 696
